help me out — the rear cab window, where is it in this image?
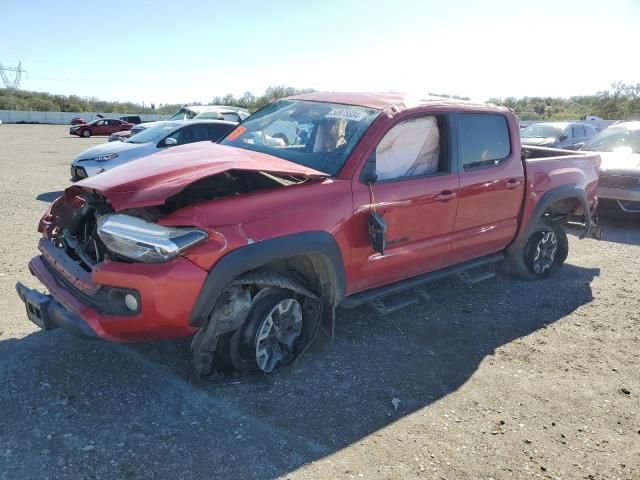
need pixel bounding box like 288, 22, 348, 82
458, 113, 511, 170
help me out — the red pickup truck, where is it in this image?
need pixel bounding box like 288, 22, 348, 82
17, 93, 601, 377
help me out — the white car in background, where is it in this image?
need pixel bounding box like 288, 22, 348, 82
71, 119, 237, 181
169, 105, 250, 122
108, 105, 249, 142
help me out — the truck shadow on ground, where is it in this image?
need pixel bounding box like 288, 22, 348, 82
0, 264, 599, 479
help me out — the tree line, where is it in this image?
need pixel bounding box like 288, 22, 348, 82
488, 82, 640, 121
1, 82, 638, 120
0, 86, 315, 115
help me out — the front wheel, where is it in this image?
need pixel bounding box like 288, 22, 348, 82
81, 129, 91, 138
503, 220, 568, 280
231, 293, 305, 373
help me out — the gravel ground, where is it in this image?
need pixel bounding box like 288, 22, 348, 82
0, 124, 638, 480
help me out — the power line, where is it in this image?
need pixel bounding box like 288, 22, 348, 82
0, 62, 26, 90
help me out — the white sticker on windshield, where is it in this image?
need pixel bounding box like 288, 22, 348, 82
325, 108, 368, 121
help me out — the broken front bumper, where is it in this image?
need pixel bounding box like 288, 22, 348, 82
17, 247, 207, 342
15, 282, 97, 339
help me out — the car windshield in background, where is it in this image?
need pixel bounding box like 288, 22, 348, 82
220, 100, 380, 175
195, 112, 224, 120
127, 124, 176, 144
169, 109, 197, 121
521, 124, 562, 138
582, 126, 640, 153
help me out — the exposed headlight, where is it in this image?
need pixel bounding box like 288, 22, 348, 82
97, 214, 208, 263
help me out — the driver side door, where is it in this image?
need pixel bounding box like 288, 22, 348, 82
348, 113, 459, 293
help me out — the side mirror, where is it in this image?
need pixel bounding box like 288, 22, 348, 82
558, 134, 568, 141
361, 151, 378, 184
164, 137, 178, 147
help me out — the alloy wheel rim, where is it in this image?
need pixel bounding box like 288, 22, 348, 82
532, 231, 558, 274
255, 298, 303, 372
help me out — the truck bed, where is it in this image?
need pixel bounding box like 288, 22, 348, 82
515, 146, 601, 245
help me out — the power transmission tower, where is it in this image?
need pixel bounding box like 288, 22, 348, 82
0, 62, 26, 90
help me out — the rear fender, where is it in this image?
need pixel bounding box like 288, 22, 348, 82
510, 184, 594, 251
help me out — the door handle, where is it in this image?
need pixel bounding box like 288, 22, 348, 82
435, 190, 457, 201
505, 179, 522, 189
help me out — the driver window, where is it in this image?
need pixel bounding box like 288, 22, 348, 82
375, 116, 444, 181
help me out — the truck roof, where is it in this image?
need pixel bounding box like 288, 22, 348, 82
288, 91, 498, 111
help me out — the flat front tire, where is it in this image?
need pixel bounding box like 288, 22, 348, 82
231, 293, 305, 373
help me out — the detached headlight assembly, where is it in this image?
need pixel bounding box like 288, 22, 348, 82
97, 214, 208, 263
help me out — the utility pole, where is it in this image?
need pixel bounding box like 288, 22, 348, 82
0, 62, 26, 90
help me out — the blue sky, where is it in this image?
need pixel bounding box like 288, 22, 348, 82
3, 0, 639, 104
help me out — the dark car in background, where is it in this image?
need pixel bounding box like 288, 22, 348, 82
521, 122, 597, 150
581, 121, 640, 217
70, 118, 134, 138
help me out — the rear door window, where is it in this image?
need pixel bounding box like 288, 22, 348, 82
573, 125, 585, 138
458, 114, 511, 170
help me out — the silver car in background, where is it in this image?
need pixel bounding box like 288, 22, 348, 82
71, 120, 237, 181
521, 122, 597, 150
581, 121, 640, 217
108, 106, 249, 142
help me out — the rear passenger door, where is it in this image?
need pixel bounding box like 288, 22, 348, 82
449, 112, 525, 264
92, 120, 108, 135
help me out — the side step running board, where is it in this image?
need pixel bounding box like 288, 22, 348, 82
341, 253, 504, 310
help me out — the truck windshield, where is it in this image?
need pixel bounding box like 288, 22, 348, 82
582, 126, 640, 153
521, 124, 563, 138
220, 100, 380, 175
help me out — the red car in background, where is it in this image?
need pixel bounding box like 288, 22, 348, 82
70, 117, 87, 125
70, 118, 133, 138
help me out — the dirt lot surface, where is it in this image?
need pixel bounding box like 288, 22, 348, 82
0, 124, 638, 479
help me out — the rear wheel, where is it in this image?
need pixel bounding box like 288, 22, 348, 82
503, 219, 568, 280
81, 129, 91, 138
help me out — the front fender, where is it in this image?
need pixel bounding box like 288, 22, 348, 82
188, 231, 346, 329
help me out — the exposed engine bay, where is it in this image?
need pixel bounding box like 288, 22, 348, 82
45, 170, 306, 271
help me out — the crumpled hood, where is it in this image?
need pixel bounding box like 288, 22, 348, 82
74, 140, 150, 161
521, 137, 556, 146
597, 151, 640, 172
71, 142, 328, 210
